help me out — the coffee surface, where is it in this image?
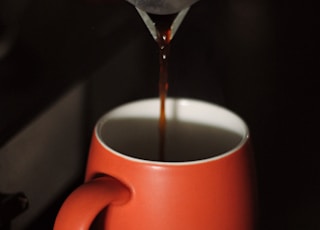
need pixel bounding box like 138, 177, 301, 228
100, 118, 242, 162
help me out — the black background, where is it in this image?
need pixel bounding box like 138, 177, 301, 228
1, 0, 319, 229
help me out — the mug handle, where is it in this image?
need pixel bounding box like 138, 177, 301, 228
53, 176, 130, 230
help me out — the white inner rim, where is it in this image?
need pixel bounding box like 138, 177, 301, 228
95, 98, 249, 165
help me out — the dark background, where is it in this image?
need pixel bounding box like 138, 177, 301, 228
1, 0, 319, 229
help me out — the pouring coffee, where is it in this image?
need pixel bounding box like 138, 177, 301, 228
54, 1, 256, 229
135, 4, 191, 160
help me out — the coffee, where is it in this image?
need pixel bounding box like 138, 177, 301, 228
148, 13, 177, 161
100, 118, 242, 162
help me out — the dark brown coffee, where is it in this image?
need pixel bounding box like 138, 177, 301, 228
100, 118, 242, 162
148, 13, 177, 161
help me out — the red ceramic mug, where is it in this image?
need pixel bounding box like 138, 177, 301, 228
54, 98, 256, 230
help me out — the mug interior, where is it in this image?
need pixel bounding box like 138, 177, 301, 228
96, 98, 248, 163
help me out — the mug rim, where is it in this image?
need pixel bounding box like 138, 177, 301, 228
95, 98, 250, 166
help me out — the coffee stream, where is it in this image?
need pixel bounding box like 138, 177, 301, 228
148, 13, 178, 161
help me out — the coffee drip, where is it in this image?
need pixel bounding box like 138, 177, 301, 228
136, 8, 189, 161
149, 12, 174, 161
